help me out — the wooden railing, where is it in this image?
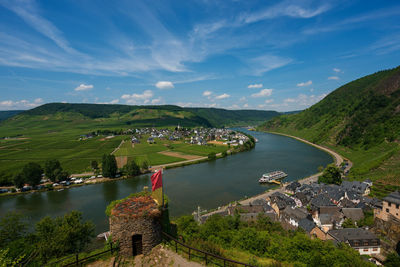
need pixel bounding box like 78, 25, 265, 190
161, 231, 256, 267
42, 243, 117, 267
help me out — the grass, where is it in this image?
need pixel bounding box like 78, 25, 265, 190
113, 135, 228, 166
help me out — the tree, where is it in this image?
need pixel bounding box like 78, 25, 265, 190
318, 164, 342, 185
13, 173, 25, 189
91, 160, 98, 170
141, 160, 149, 170
21, 162, 43, 187
208, 152, 217, 160
384, 253, 400, 267
34, 211, 95, 262
44, 160, 62, 182
0, 212, 28, 248
102, 154, 117, 178
126, 160, 141, 177
342, 218, 356, 228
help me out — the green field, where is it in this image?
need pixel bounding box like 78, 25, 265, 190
113, 136, 228, 166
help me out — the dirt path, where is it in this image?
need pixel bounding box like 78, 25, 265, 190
111, 140, 125, 155
150, 156, 208, 171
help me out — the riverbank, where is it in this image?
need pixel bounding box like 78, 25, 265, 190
202, 131, 351, 217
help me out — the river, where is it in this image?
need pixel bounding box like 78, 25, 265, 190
0, 130, 332, 233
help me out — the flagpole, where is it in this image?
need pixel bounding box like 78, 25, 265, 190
161, 168, 164, 210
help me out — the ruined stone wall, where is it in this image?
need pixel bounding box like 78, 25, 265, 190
110, 215, 161, 257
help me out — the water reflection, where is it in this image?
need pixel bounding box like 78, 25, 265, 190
102, 182, 118, 203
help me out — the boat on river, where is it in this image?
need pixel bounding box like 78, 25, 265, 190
258, 170, 287, 183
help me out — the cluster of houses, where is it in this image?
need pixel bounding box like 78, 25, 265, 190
130, 127, 250, 146
196, 179, 400, 258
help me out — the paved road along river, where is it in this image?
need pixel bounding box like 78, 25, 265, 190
0, 129, 333, 233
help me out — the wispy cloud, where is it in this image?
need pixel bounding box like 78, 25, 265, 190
333, 68, 341, 73
248, 83, 263, 89
297, 80, 312, 87
328, 76, 339, 80
0, 0, 77, 54
240, 0, 331, 24
248, 55, 292, 76
75, 84, 93, 91
155, 81, 174, 90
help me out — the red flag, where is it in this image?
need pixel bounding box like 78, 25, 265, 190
151, 170, 162, 191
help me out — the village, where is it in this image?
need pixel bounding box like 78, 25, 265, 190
80, 126, 251, 147
195, 179, 400, 265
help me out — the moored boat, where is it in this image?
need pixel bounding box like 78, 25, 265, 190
258, 170, 287, 183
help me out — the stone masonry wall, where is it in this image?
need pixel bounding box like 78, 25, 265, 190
110, 215, 161, 257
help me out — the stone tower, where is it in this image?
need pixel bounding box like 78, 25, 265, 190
109, 194, 162, 257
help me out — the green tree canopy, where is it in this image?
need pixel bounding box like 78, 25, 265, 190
21, 162, 43, 187
13, 173, 25, 189
34, 211, 95, 262
44, 159, 62, 182
102, 154, 117, 178
91, 160, 98, 170
318, 164, 342, 185
141, 160, 149, 170
125, 160, 141, 177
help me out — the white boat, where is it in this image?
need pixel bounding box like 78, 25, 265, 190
258, 171, 287, 183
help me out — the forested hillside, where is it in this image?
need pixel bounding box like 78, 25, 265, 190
5, 103, 279, 128
260, 66, 400, 184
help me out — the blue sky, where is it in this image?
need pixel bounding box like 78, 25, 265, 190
0, 0, 399, 111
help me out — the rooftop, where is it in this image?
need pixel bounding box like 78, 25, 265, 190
111, 195, 161, 218
383, 191, 400, 205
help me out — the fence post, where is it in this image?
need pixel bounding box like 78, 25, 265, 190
188, 248, 191, 260
223, 259, 226, 267
175, 240, 178, 253
110, 242, 113, 254
205, 253, 207, 265
75, 253, 79, 266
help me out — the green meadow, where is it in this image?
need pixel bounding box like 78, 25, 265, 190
113, 135, 228, 166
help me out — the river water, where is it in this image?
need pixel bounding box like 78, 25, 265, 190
0, 130, 332, 233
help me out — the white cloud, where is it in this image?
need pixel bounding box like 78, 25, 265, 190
333, 68, 341, 73
297, 80, 312, 87
215, 93, 230, 100
151, 97, 162, 104
155, 81, 174, 90
265, 99, 274, 104
75, 84, 93, 91
248, 83, 263, 89
110, 99, 119, 104
243, 103, 249, 108
239, 96, 247, 102
251, 88, 273, 98
284, 94, 327, 106
202, 91, 212, 97
120, 90, 154, 105
328, 76, 339, 80
0, 98, 44, 110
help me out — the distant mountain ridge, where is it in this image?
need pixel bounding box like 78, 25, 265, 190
4, 103, 280, 128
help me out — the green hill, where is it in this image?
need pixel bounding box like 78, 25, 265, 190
259, 66, 400, 186
0, 110, 23, 122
